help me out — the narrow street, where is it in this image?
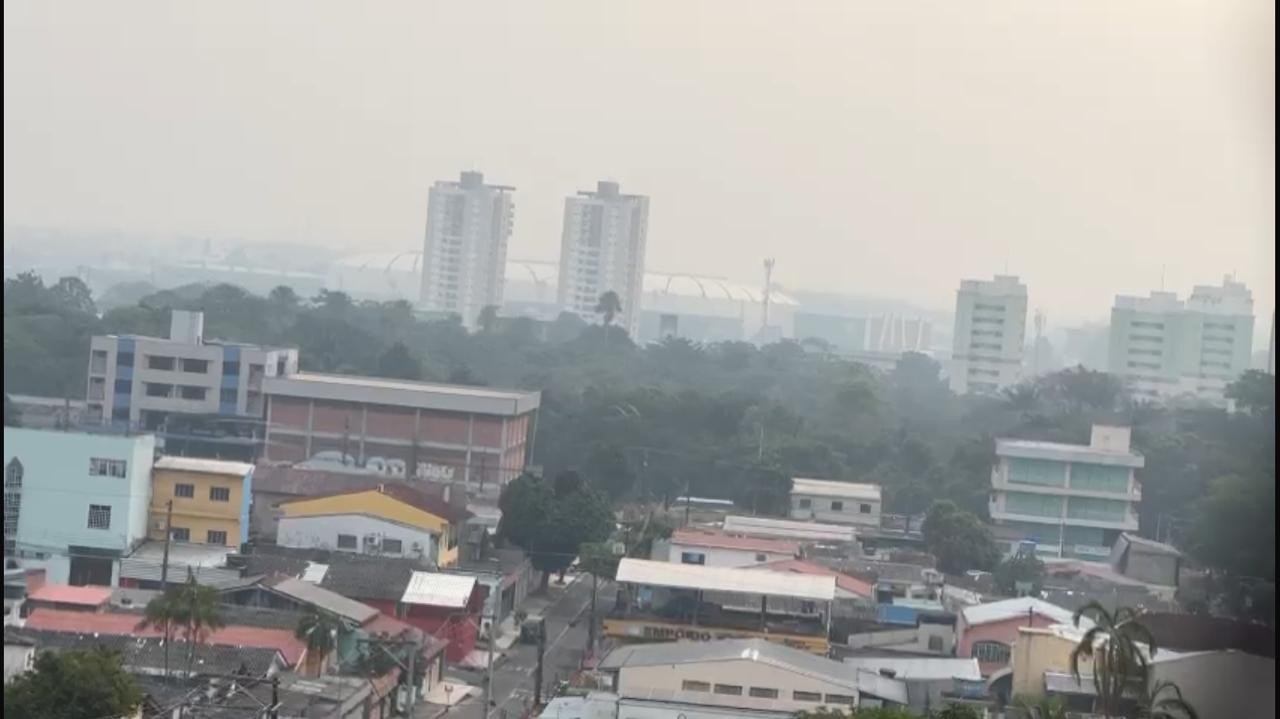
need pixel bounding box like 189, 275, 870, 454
431, 574, 612, 719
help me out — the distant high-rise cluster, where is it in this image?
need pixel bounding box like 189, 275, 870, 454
1108, 276, 1255, 404
556, 181, 650, 337
950, 275, 1028, 395
418, 174, 650, 335
419, 171, 516, 330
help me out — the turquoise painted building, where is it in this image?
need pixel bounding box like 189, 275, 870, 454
3, 427, 157, 585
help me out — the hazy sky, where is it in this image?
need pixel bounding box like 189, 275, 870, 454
4, 1, 1274, 326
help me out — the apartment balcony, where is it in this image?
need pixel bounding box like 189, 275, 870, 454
991, 476, 1141, 502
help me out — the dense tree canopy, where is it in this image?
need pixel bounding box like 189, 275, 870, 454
498, 471, 614, 589
922, 501, 1000, 575
4, 277, 1275, 619
4, 648, 144, 719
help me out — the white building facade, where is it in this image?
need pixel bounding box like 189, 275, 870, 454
1108, 277, 1255, 404
87, 310, 298, 430
419, 171, 515, 329
276, 513, 440, 562
989, 425, 1144, 560
557, 181, 650, 337
950, 275, 1028, 394
789, 478, 882, 528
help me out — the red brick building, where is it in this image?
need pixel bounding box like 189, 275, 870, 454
263, 373, 540, 489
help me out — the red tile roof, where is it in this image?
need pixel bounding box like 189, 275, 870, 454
670, 529, 800, 556
24, 608, 306, 665
26, 584, 113, 607
752, 559, 875, 598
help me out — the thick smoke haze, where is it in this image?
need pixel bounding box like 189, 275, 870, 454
4, 1, 1274, 324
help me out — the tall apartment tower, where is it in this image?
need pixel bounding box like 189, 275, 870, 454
419, 171, 515, 330
950, 275, 1029, 394
1108, 276, 1254, 404
557, 180, 650, 337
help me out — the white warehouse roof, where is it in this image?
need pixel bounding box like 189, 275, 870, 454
615, 558, 836, 602
790, 478, 882, 501
401, 571, 476, 608
960, 597, 1081, 628
154, 456, 254, 476
722, 515, 857, 543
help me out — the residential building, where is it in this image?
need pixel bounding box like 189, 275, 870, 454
149, 456, 253, 549
445, 547, 535, 633
557, 180, 650, 337
249, 461, 432, 542
843, 613, 958, 657
118, 540, 241, 590
666, 529, 799, 568
598, 638, 909, 715
3, 427, 157, 586
262, 372, 539, 492
398, 571, 484, 663
789, 478, 882, 528
955, 597, 1080, 676
607, 558, 837, 655
1107, 533, 1180, 589
1108, 276, 1255, 404
23, 584, 113, 615
840, 657, 984, 714
86, 309, 298, 430
275, 484, 468, 568
949, 275, 1028, 394
418, 171, 515, 329
989, 424, 1144, 559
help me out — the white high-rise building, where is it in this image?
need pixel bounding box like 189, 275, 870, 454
419, 171, 515, 329
557, 181, 650, 337
950, 275, 1028, 394
1108, 276, 1254, 404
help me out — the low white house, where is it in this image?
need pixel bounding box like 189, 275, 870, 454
276, 513, 439, 561
666, 529, 799, 568
789, 478, 882, 527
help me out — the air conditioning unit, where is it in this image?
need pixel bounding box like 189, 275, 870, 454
411, 542, 424, 555
363, 534, 380, 553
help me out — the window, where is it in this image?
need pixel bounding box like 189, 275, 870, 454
382, 538, 403, 554
116, 352, 134, 367
337, 534, 358, 550
928, 635, 945, 651
179, 386, 207, 400
860, 503, 872, 514
681, 681, 710, 693
825, 694, 856, 705
114, 379, 132, 393
181, 358, 210, 374
171, 527, 190, 542
830, 500, 844, 511
174, 483, 195, 498
209, 487, 231, 502
147, 356, 176, 371
4, 459, 24, 555
145, 383, 172, 398
749, 687, 779, 699
87, 504, 112, 530
714, 684, 743, 696
220, 388, 238, 404
755, 553, 768, 562
206, 530, 227, 546
222, 361, 241, 376
680, 552, 706, 565
972, 640, 1012, 664
798, 498, 812, 509
793, 691, 822, 702
89, 458, 127, 478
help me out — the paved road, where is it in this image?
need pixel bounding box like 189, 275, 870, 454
435, 574, 612, 719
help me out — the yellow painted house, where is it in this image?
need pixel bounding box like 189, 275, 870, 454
150, 456, 254, 548
275, 484, 465, 567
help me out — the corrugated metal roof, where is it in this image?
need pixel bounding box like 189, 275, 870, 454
27, 584, 113, 607
269, 577, 378, 624
670, 529, 800, 555
600, 638, 859, 689
842, 656, 982, 681
791, 478, 882, 501
960, 597, 1079, 627
302, 562, 329, 584
749, 559, 874, 599
615, 558, 836, 601
400, 572, 476, 608
154, 456, 254, 476
723, 515, 857, 543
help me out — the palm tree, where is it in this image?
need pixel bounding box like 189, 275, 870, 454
1138, 680, 1198, 719
136, 591, 181, 680
594, 291, 622, 327
1070, 601, 1156, 718
172, 570, 225, 678
295, 610, 343, 676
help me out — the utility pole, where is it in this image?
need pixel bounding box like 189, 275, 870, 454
160, 500, 174, 588
482, 609, 496, 719
533, 625, 546, 707
587, 572, 598, 665
268, 676, 280, 719
358, 636, 421, 716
